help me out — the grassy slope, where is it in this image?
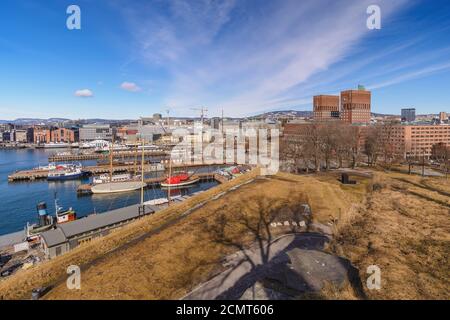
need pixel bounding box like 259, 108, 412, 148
0, 169, 261, 299
2, 169, 447, 300
42, 172, 363, 299
329, 171, 450, 299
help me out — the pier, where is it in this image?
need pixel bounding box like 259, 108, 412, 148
7, 163, 233, 182
48, 150, 168, 162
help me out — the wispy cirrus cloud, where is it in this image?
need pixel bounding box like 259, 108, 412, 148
116, 0, 415, 116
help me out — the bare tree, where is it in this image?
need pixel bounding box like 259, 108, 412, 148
348, 126, 363, 169
319, 124, 338, 171
379, 121, 400, 169
432, 142, 450, 178
305, 123, 323, 172
364, 126, 382, 166
205, 197, 280, 266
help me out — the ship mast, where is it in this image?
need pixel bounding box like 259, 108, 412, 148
167, 152, 172, 206
109, 140, 113, 184
140, 138, 145, 205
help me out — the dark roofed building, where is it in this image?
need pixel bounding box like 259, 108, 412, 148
41, 204, 156, 259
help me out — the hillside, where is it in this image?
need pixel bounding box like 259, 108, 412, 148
0, 169, 448, 300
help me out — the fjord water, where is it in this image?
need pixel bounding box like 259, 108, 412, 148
0, 149, 218, 236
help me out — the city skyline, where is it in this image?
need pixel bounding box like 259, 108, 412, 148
1, 0, 450, 119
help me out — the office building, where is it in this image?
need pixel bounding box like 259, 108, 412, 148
340, 88, 371, 124
79, 124, 113, 142
384, 124, 450, 157
313, 95, 340, 121
401, 108, 416, 122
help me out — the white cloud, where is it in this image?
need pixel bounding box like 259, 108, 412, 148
120, 82, 141, 92
74, 89, 94, 97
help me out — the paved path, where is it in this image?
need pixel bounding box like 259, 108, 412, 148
0, 231, 25, 249
183, 233, 329, 300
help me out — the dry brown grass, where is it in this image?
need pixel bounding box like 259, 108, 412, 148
3, 169, 447, 300
41, 174, 316, 299
329, 170, 450, 300
0, 169, 261, 300
0, 170, 371, 300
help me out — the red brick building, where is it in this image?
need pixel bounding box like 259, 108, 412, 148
313, 95, 340, 121
340, 89, 371, 124
50, 128, 76, 143
33, 128, 51, 144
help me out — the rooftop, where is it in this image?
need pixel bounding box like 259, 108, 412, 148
41, 204, 157, 247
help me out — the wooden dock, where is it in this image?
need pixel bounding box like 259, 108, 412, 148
7, 169, 49, 181
8, 164, 164, 182
8, 162, 233, 182
48, 150, 168, 162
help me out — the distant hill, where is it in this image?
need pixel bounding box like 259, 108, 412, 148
0, 118, 133, 125
251, 110, 313, 119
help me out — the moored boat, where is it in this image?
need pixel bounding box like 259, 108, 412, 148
92, 173, 135, 184
26, 202, 54, 241
54, 199, 76, 224
91, 181, 146, 194
47, 163, 84, 181
43, 142, 71, 148
90, 140, 147, 194
160, 172, 199, 188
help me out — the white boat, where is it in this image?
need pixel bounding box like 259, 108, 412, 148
90, 140, 147, 194
47, 163, 84, 181
91, 181, 146, 194
79, 139, 110, 149
43, 142, 71, 148
34, 163, 59, 171
95, 144, 130, 153
92, 173, 136, 184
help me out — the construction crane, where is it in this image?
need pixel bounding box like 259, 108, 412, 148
190, 107, 208, 124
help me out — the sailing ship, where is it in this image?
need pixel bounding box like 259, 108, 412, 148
91, 140, 146, 194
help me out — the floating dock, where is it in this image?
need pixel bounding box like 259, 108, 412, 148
8, 163, 231, 182
8, 164, 162, 182
48, 150, 168, 162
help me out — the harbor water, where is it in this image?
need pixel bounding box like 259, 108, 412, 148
0, 149, 219, 236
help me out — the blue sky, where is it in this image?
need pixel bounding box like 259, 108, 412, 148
0, 0, 449, 119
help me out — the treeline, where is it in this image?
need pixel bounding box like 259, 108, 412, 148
281, 122, 403, 173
